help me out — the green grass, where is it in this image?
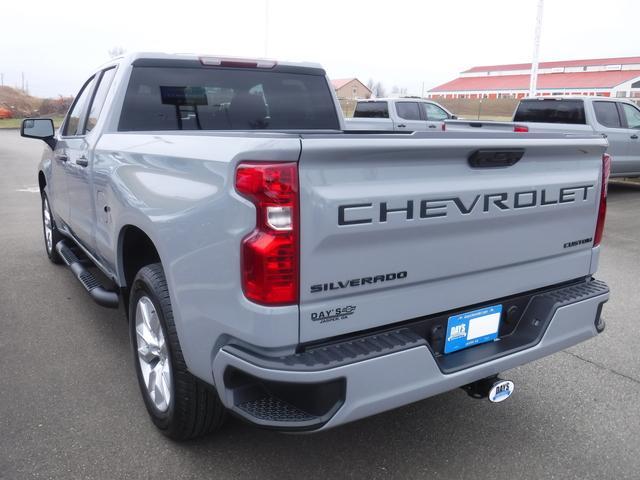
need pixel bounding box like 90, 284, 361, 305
0, 116, 65, 129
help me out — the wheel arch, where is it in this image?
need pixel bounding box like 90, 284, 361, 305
38, 170, 47, 194
117, 224, 162, 310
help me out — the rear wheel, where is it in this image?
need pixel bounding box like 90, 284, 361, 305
41, 193, 63, 264
129, 263, 225, 440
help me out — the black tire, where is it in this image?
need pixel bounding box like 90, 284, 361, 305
129, 263, 225, 440
41, 192, 63, 264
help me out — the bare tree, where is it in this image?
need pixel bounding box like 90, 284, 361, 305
367, 78, 375, 91
108, 46, 126, 59
373, 81, 386, 98
366, 78, 388, 98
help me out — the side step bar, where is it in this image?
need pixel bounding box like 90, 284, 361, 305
55, 240, 119, 309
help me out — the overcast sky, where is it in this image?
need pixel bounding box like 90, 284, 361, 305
1, 0, 638, 98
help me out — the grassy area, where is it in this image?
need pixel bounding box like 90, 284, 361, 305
339, 98, 518, 122
0, 116, 65, 129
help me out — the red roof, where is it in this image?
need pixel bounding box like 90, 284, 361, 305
463, 56, 640, 73
331, 78, 356, 89
429, 70, 640, 92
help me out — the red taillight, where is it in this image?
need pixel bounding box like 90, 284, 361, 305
200, 56, 277, 69
514, 124, 529, 132
235, 162, 299, 305
594, 153, 611, 246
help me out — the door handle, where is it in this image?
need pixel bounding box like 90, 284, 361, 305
76, 155, 89, 167
428, 125, 437, 129
631, 134, 638, 140
55, 153, 68, 162
397, 124, 406, 128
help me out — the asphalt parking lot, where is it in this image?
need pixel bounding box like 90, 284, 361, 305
1, 128, 639, 480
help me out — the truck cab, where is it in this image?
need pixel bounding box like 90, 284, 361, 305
513, 97, 640, 177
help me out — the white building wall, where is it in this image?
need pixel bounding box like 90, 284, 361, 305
612, 76, 640, 97
459, 62, 640, 78
461, 69, 530, 77
427, 87, 622, 99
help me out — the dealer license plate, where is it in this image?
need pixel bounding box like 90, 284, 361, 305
444, 304, 502, 354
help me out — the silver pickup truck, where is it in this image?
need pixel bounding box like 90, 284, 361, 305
345, 97, 455, 131
22, 52, 610, 441
446, 96, 640, 177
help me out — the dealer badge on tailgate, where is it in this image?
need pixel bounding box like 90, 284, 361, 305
311, 306, 357, 323
444, 304, 502, 354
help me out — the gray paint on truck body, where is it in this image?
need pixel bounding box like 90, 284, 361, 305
297, 133, 606, 342
35, 52, 609, 431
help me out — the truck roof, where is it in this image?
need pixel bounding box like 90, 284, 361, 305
97, 51, 324, 72
522, 95, 635, 103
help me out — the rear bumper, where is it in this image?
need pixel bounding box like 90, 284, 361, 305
212, 278, 609, 431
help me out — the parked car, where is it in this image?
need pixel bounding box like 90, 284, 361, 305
345, 97, 456, 131
445, 96, 640, 177
21, 53, 609, 440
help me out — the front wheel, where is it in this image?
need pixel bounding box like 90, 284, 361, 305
129, 263, 225, 440
41, 193, 63, 264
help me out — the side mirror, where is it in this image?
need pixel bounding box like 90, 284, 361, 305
21, 118, 56, 149
450, 114, 458, 120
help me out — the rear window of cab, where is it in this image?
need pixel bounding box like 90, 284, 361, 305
119, 66, 340, 131
514, 99, 586, 124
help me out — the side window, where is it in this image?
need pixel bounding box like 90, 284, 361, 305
396, 102, 421, 121
86, 68, 117, 133
622, 103, 640, 129
353, 101, 389, 118
423, 103, 449, 121
593, 101, 622, 128
63, 76, 97, 136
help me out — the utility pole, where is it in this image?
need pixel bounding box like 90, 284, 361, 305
21, 72, 25, 92
264, 0, 270, 57
0, 73, 3, 87
528, 0, 544, 97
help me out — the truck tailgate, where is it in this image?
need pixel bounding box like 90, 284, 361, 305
298, 133, 607, 342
